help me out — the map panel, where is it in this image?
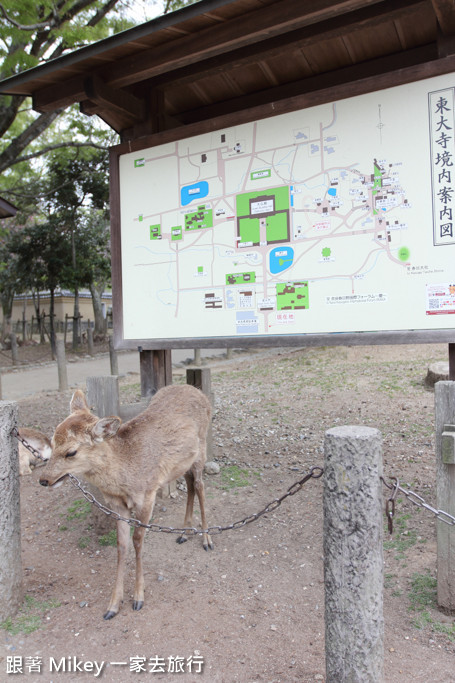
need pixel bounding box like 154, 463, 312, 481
117, 73, 455, 343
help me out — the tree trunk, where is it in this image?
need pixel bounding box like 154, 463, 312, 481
89, 281, 107, 337
0, 288, 14, 343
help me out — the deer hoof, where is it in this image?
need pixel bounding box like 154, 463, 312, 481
203, 541, 214, 551
176, 534, 188, 544
132, 600, 144, 611
103, 610, 118, 620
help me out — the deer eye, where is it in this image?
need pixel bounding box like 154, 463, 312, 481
65, 450, 77, 458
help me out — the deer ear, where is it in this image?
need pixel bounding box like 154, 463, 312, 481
70, 390, 90, 413
92, 416, 122, 442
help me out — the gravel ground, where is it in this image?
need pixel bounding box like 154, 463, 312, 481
1, 341, 455, 683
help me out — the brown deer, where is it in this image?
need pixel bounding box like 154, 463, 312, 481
18, 428, 51, 475
39, 384, 213, 620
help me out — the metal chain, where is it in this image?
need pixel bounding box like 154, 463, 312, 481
67, 466, 324, 536
11, 426, 48, 461
381, 476, 455, 532
13, 429, 455, 536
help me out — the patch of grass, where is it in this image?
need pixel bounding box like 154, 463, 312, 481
78, 535, 91, 549
383, 511, 418, 560
98, 529, 118, 546
1, 595, 60, 635
409, 571, 437, 612
220, 465, 260, 490
65, 499, 91, 521
408, 572, 455, 640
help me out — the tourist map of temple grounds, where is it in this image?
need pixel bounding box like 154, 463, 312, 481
117, 73, 455, 343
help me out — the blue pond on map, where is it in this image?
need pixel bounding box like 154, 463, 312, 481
269, 246, 294, 274
181, 181, 209, 206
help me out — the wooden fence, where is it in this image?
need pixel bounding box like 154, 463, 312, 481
11, 312, 113, 343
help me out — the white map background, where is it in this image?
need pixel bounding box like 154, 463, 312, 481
117, 73, 455, 342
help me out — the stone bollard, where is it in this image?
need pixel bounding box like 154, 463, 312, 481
324, 425, 384, 683
56, 339, 68, 392
87, 325, 94, 357
109, 335, 119, 376
10, 333, 19, 366
435, 380, 455, 610
0, 401, 23, 620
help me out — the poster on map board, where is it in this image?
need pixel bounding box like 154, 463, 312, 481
115, 72, 455, 345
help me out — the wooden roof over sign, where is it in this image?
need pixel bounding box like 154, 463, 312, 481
0, 0, 454, 142
0, 196, 17, 219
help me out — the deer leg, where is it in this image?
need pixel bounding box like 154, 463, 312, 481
103, 519, 130, 620
194, 470, 213, 551
131, 492, 157, 611
176, 471, 195, 545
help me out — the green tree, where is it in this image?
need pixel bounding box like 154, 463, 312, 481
39, 146, 111, 346
10, 216, 74, 355
0, 229, 21, 340
0, 0, 197, 345
0, 0, 133, 201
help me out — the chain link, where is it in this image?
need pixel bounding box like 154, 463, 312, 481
11, 426, 48, 461
381, 476, 455, 531
13, 429, 455, 536
67, 467, 324, 536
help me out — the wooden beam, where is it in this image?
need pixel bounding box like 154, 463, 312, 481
178, 44, 438, 126
33, 75, 86, 112
111, 51, 455, 160
431, 0, 455, 36
82, 75, 145, 121
31, 0, 429, 116
150, 0, 428, 92
95, 0, 395, 90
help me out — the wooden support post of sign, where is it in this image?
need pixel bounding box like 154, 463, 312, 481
139, 349, 172, 398
435, 380, 455, 610
186, 367, 213, 460
449, 343, 455, 381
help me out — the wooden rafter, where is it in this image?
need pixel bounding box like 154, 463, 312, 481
431, 0, 455, 35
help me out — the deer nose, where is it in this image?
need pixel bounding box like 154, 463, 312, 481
39, 478, 49, 487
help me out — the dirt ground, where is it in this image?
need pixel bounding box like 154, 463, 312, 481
1, 342, 455, 682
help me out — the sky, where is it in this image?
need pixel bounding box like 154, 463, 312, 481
123, 0, 164, 24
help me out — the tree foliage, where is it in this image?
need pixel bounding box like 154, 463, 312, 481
0, 0, 199, 342
0, 0, 134, 191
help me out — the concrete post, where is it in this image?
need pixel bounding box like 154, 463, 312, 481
435, 380, 455, 609
87, 324, 94, 357
0, 401, 23, 620
108, 335, 118, 376
10, 332, 18, 366
324, 425, 384, 683
56, 339, 68, 392
85, 377, 120, 535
